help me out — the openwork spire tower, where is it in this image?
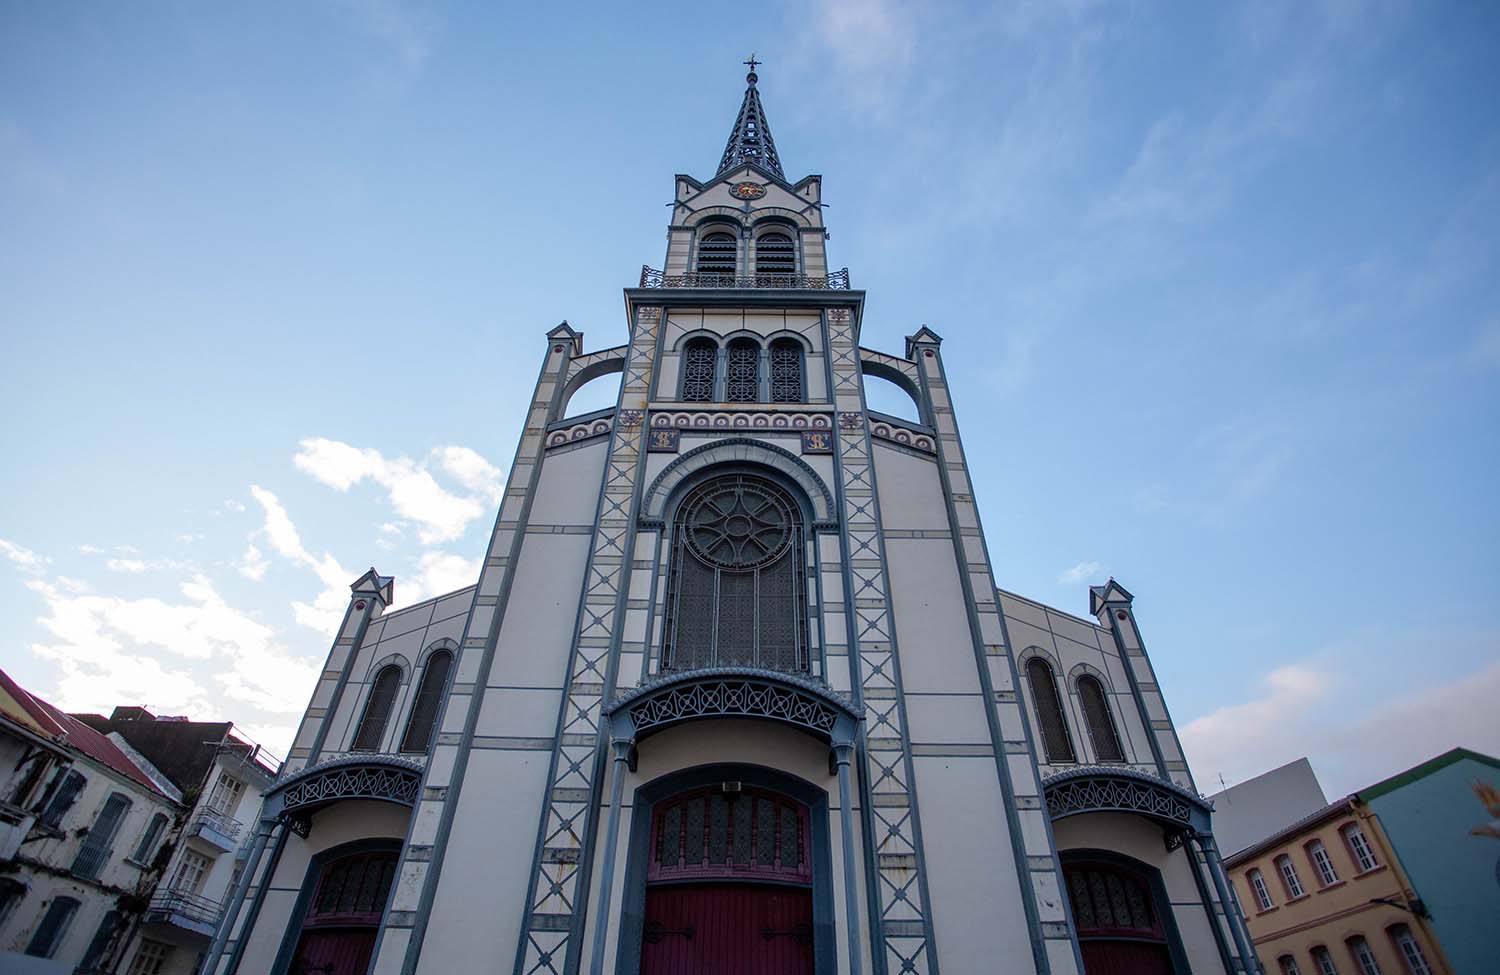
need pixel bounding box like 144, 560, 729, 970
716, 57, 784, 179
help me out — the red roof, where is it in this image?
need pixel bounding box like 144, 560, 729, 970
0, 668, 173, 800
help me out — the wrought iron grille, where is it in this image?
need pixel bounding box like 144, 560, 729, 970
725, 341, 760, 402
617, 672, 843, 739
681, 340, 717, 402
1043, 771, 1198, 827
640, 266, 850, 290
276, 756, 423, 816
148, 889, 224, 927
769, 340, 803, 403
649, 786, 811, 885
663, 475, 808, 673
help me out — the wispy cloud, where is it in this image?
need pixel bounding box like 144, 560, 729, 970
0, 538, 47, 574
333, 0, 438, 71
1058, 560, 1103, 585
249, 484, 353, 634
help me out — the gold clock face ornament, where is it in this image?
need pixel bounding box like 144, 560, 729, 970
730, 181, 767, 200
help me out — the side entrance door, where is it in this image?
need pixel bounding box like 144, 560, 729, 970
641, 883, 814, 975
289, 849, 397, 975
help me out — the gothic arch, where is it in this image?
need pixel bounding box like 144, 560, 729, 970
558, 354, 624, 419
639, 438, 836, 528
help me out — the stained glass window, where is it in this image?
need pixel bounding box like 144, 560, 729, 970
1077, 675, 1124, 762
770, 339, 804, 403
1063, 860, 1163, 941
663, 474, 808, 673
649, 786, 810, 884
681, 339, 717, 402
725, 339, 760, 402
1026, 658, 1076, 763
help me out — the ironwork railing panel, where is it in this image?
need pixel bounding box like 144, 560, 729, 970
149, 888, 225, 926
192, 806, 245, 842
639, 267, 850, 290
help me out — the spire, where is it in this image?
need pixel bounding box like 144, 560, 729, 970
716, 55, 784, 180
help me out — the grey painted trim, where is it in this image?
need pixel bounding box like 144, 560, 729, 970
224, 820, 289, 974
202, 819, 273, 974
1200, 835, 1261, 974
587, 742, 633, 975
612, 763, 839, 975
1184, 834, 1240, 975
1102, 612, 1170, 777
834, 744, 864, 975
305, 598, 376, 764
401, 334, 571, 974
918, 343, 1080, 975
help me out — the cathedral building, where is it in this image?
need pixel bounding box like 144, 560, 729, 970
206, 64, 1259, 975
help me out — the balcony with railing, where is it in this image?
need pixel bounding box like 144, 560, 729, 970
639, 266, 850, 290
188, 806, 244, 853
145, 887, 224, 938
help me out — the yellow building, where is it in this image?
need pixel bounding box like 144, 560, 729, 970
1224, 796, 1448, 975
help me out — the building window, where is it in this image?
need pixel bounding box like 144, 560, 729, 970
1076, 675, 1124, 762
206, 771, 245, 816
79, 908, 123, 972
71, 792, 132, 879
172, 849, 212, 893
128, 939, 175, 975
352, 665, 402, 751
36, 768, 86, 828
1307, 838, 1339, 886
1275, 854, 1306, 898
662, 474, 809, 673
0, 878, 24, 928
1248, 868, 1275, 911
681, 338, 718, 402
1280, 955, 1304, 975
401, 649, 453, 753
649, 785, 811, 885
769, 338, 804, 403
754, 231, 797, 281
1347, 936, 1383, 975
1342, 823, 1379, 872
1389, 924, 1432, 975
1312, 946, 1340, 975
6, 749, 50, 807
132, 812, 169, 863
696, 231, 737, 282
725, 338, 760, 402
1025, 658, 1076, 763
24, 895, 80, 958
1062, 857, 1175, 971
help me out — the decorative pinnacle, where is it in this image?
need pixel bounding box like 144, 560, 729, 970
717, 57, 783, 179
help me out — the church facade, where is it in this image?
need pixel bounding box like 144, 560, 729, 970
206, 67, 1259, 975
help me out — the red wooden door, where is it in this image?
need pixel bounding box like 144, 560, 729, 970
290, 927, 377, 975
1079, 941, 1172, 975
641, 883, 814, 975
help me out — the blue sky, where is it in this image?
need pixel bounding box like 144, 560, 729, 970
1, 1, 1496, 796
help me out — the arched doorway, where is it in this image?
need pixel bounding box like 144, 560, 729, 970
287, 845, 398, 975
1062, 855, 1175, 975
640, 783, 815, 975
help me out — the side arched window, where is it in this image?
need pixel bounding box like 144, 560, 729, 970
663, 474, 809, 673
1077, 675, 1124, 762
401, 650, 453, 754
696, 231, 737, 282
681, 338, 718, 402
755, 232, 796, 281
769, 338, 804, 403
1026, 658, 1076, 763
725, 338, 760, 402
352, 665, 402, 752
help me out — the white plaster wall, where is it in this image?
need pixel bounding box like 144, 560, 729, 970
1052, 811, 1226, 975
531, 440, 608, 525
235, 800, 410, 975
872, 445, 949, 531
484, 532, 591, 693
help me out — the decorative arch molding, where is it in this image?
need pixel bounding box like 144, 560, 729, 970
604, 667, 859, 750
639, 437, 836, 528
1067, 660, 1115, 692
1017, 644, 1067, 677
362, 653, 410, 684
747, 206, 815, 230
680, 207, 750, 230
1042, 766, 1212, 836
261, 754, 424, 830
416, 638, 459, 669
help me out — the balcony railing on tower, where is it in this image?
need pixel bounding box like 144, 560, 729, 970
639, 266, 850, 290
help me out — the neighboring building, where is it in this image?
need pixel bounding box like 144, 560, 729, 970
1356, 749, 1500, 975
71, 707, 278, 975
0, 669, 182, 975
1222, 750, 1500, 975
1207, 759, 1329, 859
206, 64, 1259, 975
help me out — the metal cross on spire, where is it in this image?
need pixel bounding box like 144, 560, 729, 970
716, 56, 784, 179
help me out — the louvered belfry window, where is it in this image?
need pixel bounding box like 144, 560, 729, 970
663, 474, 808, 673
696, 231, 737, 282
681, 338, 717, 402
1077, 675, 1124, 762
725, 339, 760, 402
769, 339, 803, 403
352, 665, 401, 751
1026, 658, 1076, 763
401, 650, 453, 753
755, 232, 796, 282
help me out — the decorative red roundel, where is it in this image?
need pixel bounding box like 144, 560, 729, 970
730, 181, 767, 200
1116, 610, 1127, 620
355, 601, 366, 610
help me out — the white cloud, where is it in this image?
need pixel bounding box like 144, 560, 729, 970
249, 485, 354, 634
293, 437, 501, 544
0, 538, 47, 574
106, 558, 151, 573
238, 543, 269, 582
1057, 561, 1103, 585
395, 551, 480, 608
223, 499, 246, 512
177, 533, 206, 544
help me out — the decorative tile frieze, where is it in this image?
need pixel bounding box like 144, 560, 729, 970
870, 419, 935, 453
650, 409, 832, 431
546, 416, 615, 448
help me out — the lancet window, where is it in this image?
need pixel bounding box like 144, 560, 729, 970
1077, 675, 1124, 762
681, 338, 718, 402
1026, 657, 1076, 763
401, 649, 453, 754
696, 231, 738, 282
769, 338, 804, 403
662, 474, 809, 673
352, 665, 401, 751
725, 339, 761, 402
